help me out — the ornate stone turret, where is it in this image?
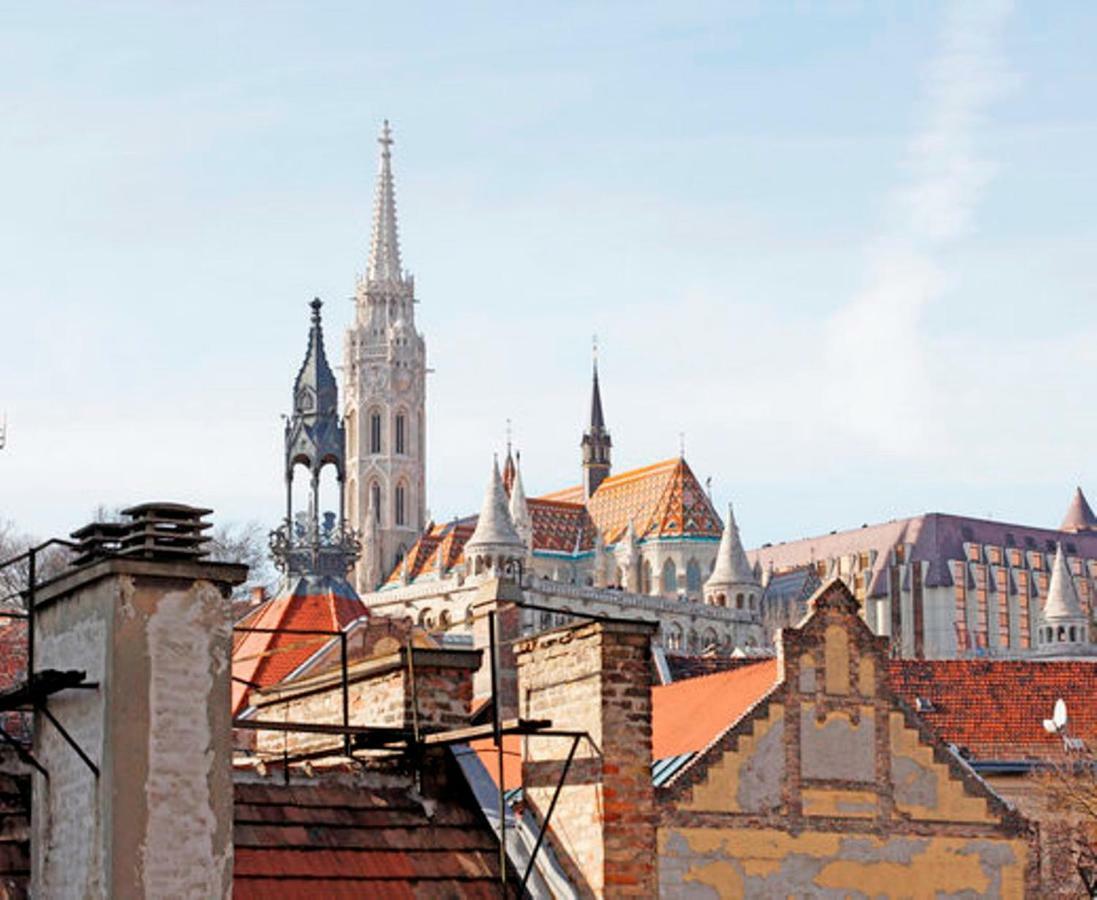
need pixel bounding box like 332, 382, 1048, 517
465, 457, 526, 576
704, 503, 761, 618
344, 121, 427, 592
1061, 486, 1097, 534
1037, 543, 1090, 651
272, 299, 359, 580
581, 356, 612, 500
508, 453, 532, 549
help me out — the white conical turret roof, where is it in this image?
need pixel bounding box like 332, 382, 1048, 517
706, 503, 758, 591
1043, 543, 1085, 623
465, 457, 524, 556
508, 458, 532, 546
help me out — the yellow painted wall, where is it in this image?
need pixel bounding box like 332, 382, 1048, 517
659, 826, 1028, 898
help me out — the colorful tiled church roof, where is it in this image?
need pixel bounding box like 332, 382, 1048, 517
384, 456, 721, 586
232, 575, 366, 716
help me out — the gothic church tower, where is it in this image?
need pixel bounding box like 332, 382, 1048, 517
344, 122, 427, 592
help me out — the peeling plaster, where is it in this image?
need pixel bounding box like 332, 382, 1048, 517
142, 586, 231, 897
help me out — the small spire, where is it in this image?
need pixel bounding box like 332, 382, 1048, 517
1043, 543, 1085, 623
367, 119, 403, 284
1061, 486, 1097, 533
509, 456, 532, 548
590, 351, 605, 432
705, 502, 758, 593
465, 456, 524, 557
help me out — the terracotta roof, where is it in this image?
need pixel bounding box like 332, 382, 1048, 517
469, 735, 523, 792
233, 763, 510, 897
652, 660, 778, 761
889, 658, 1097, 761
383, 457, 720, 587
664, 653, 769, 682
232, 575, 366, 716
528, 498, 595, 553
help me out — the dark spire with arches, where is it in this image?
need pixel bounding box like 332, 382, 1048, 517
274, 299, 358, 579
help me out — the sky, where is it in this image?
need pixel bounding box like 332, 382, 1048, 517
2, 1, 1096, 550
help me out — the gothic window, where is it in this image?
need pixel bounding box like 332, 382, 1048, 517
395, 413, 406, 455
701, 628, 717, 651
665, 622, 683, 652
662, 559, 677, 595
641, 560, 653, 594
686, 559, 702, 593
395, 484, 406, 526
736, 593, 744, 609
370, 482, 382, 523
370, 412, 382, 454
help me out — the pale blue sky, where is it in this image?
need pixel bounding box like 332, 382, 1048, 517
3, 1, 1096, 548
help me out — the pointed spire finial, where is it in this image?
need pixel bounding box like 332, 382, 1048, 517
679, 431, 686, 459
367, 119, 403, 284
310, 296, 322, 324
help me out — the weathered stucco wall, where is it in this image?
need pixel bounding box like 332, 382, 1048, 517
659, 828, 1029, 898
32, 560, 242, 899
658, 580, 1035, 898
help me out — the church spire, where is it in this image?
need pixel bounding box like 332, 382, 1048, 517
367, 120, 403, 284
273, 299, 358, 580
581, 342, 612, 500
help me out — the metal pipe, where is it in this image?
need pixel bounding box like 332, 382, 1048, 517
489, 610, 506, 892
26, 549, 35, 688
340, 631, 350, 756
520, 733, 581, 895
39, 706, 98, 778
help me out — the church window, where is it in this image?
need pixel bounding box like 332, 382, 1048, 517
396, 413, 406, 454
736, 593, 744, 609
395, 484, 406, 526
371, 483, 382, 523
686, 559, 702, 593
662, 559, 677, 594
666, 623, 683, 652
370, 412, 382, 454
641, 560, 653, 594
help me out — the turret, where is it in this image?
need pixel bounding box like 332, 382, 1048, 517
1061, 486, 1097, 534
581, 356, 612, 499
704, 503, 761, 614
273, 299, 358, 580
464, 457, 526, 576
508, 452, 532, 550
1037, 543, 1090, 651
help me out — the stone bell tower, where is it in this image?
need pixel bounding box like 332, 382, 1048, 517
344, 121, 427, 593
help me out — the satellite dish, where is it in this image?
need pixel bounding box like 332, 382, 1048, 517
1053, 698, 1068, 730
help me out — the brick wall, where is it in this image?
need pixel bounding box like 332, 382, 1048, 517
516, 619, 658, 897
253, 647, 479, 757
0, 620, 28, 742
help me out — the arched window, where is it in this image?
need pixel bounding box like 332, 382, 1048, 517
736, 593, 744, 610
666, 622, 684, 652
749, 593, 756, 611
701, 628, 717, 651
369, 412, 382, 454
686, 559, 702, 593
641, 560, 653, 594
395, 413, 406, 455
662, 559, 677, 595
395, 483, 406, 526
370, 482, 382, 523
439, 609, 451, 629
